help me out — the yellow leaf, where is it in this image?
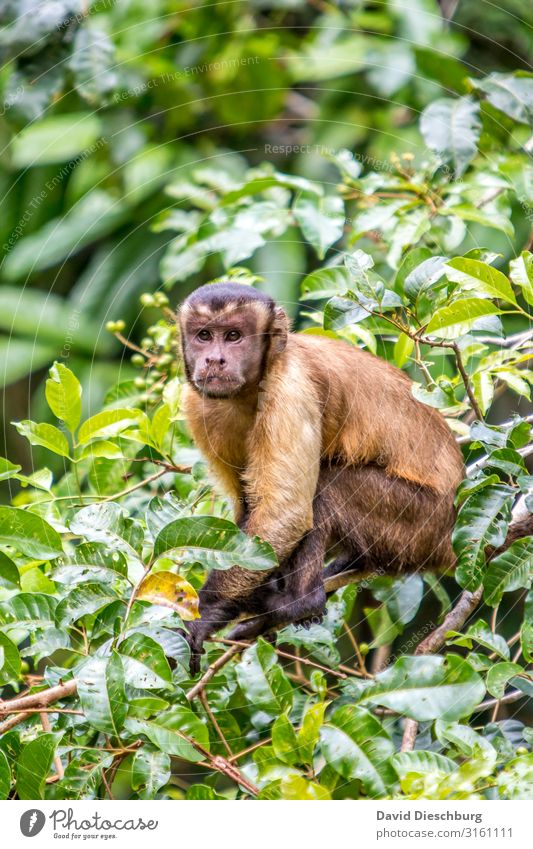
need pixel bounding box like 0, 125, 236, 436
137, 571, 200, 620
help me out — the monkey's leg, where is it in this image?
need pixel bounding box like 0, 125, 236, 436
228, 526, 329, 642
185, 566, 266, 674
318, 463, 457, 577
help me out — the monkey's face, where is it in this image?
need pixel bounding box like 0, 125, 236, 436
182, 307, 268, 399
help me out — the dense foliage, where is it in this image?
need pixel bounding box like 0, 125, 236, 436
0, 0, 532, 801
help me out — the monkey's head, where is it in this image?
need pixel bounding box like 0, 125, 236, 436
179, 283, 289, 399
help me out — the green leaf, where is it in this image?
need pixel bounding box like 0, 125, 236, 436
472, 371, 494, 415
453, 483, 514, 590
79, 441, 124, 460
420, 97, 481, 176
319, 705, 397, 798
132, 747, 171, 799
118, 633, 173, 689
0, 552, 20, 590
272, 714, 299, 766
392, 750, 457, 780
16, 733, 61, 800
55, 584, 119, 627
186, 784, 226, 800
59, 751, 114, 800
3, 190, 129, 279
45, 362, 82, 433
440, 203, 514, 238
69, 502, 143, 554
0, 751, 11, 800
236, 639, 292, 729
78, 408, 148, 443
509, 252, 533, 306
293, 193, 344, 259
150, 403, 172, 451
125, 706, 209, 762
370, 575, 423, 628
496, 371, 531, 401
300, 266, 351, 301
0, 507, 63, 558
497, 753, 533, 799
359, 655, 485, 721
435, 720, 497, 760
473, 72, 533, 125
426, 298, 504, 339
0, 592, 57, 633
52, 543, 128, 586
486, 662, 523, 699
0, 287, 105, 354
146, 492, 185, 539
220, 172, 322, 205
13, 420, 70, 458
69, 25, 117, 103
11, 112, 102, 166
77, 653, 126, 736
0, 339, 56, 387
323, 296, 370, 331
0, 632, 20, 685
521, 621, 533, 663
445, 258, 516, 305
0, 457, 22, 482
393, 332, 415, 367
484, 537, 533, 606
448, 620, 510, 659
297, 702, 326, 765
278, 775, 331, 800
154, 517, 277, 571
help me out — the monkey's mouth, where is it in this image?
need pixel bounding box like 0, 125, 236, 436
194, 374, 244, 397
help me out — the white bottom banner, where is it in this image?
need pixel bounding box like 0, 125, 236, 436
0, 800, 530, 849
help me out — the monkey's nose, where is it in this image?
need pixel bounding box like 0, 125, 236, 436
205, 356, 226, 367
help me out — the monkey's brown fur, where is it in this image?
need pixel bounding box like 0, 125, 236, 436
179, 283, 465, 669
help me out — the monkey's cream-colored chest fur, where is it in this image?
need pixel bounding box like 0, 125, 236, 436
182, 384, 256, 508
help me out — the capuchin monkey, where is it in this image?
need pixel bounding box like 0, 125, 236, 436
178, 282, 465, 673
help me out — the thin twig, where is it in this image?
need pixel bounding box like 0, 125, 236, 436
101, 767, 115, 800
174, 729, 259, 796
452, 343, 484, 421
185, 645, 240, 700
100, 469, 168, 503
199, 690, 233, 757
214, 637, 348, 680
229, 737, 272, 763
40, 712, 64, 779
343, 622, 372, 678
475, 690, 524, 713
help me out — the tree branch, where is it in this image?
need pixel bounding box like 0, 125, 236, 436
400, 585, 484, 752
185, 645, 240, 700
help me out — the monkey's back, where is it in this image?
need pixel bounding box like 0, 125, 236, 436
289, 333, 464, 496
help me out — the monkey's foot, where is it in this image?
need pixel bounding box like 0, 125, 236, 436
228, 586, 327, 642
294, 612, 324, 631
180, 621, 207, 676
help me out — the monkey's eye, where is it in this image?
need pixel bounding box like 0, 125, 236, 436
225, 330, 242, 342
196, 330, 212, 342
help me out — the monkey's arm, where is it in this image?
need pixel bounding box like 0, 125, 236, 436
241, 360, 322, 561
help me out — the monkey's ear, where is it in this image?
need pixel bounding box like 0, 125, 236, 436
268, 307, 290, 362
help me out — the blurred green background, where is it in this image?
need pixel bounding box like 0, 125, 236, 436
0, 0, 531, 469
